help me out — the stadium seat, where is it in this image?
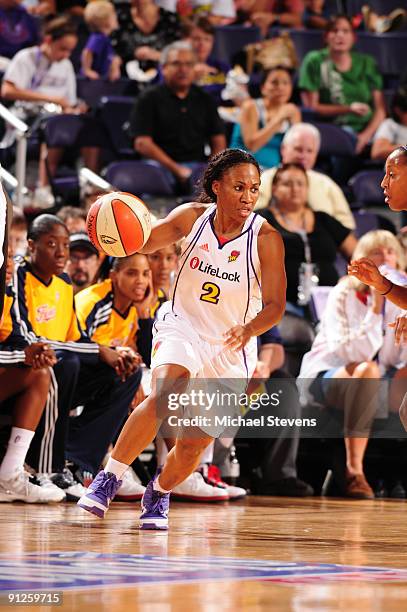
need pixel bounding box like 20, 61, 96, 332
98, 96, 135, 158
104, 160, 174, 197
76, 77, 137, 109
354, 33, 407, 84
311, 122, 356, 157
289, 29, 324, 63
43, 115, 84, 204
212, 25, 261, 65
349, 170, 385, 207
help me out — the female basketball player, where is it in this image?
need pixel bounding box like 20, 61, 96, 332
78, 148, 287, 529
348, 145, 407, 430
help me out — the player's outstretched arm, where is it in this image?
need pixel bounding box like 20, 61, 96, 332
348, 257, 407, 310
140, 203, 208, 254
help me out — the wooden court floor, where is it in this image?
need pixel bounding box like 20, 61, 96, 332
1, 496, 407, 611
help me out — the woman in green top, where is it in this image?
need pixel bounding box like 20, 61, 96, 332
299, 14, 386, 154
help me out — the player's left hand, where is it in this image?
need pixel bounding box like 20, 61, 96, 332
223, 324, 252, 351
389, 314, 407, 345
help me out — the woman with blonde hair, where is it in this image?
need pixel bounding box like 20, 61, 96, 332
299, 229, 407, 499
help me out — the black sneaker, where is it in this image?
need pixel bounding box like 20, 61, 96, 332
49, 468, 88, 501
263, 477, 314, 497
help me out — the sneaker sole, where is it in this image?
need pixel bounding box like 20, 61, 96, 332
77, 497, 106, 518
139, 520, 168, 531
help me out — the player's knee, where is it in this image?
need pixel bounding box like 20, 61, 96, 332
26, 366, 51, 392
354, 361, 380, 378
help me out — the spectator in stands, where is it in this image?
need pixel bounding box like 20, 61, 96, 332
66, 232, 100, 294
186, 17, 229, 106
0, 246, 62, 504
81, 1, 122, 81
57, 206, 87, 233
257, 123, 356, 230
10, 208, 28, 257
129, 41, 226, 192
230, 66, 301, 170
299, 230, 407, 499
235, 0, 304, 35
0, 0, 39, 69
13, 214, 141, 498
299, 15, 386, 155
1, 17, 107, 208
111, 0, 181, 77
371, 87, 407, 163
258, 163, 356, 315
246, 326, 315, 496
302, 0, 329, 29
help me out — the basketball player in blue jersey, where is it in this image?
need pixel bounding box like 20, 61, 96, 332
78, 149, 287, 529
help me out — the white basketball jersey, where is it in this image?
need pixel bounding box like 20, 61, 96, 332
172, 204, 264, 342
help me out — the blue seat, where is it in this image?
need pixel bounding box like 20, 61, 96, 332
104, 161, 174, 197
311, 122, 355, 157
44, 114, 85, 148
43, 114, 85, 203
289, 29, 324, 63
354, 32, 407, 81
76, 77, 136, 109
349, 170, 385, 206
353, 210, 380, 237
98, 95, 135, 157
212, 25, 261, 65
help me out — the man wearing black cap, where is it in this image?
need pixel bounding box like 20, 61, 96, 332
67, 232, 99, 294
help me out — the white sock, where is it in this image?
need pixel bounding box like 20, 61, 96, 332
104, 457, 128, 481
0, 427, 35, 479
153, 476, 171, 494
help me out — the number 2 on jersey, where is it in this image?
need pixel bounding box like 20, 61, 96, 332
200, 282, 220, 305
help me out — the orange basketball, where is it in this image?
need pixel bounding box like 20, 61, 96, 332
86, 191, 152, 257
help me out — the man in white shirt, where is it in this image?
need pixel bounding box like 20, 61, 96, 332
256, 122, 356, 230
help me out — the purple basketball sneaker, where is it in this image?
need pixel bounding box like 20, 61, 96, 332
77, 471, 122, 518
140, 478, 170, 530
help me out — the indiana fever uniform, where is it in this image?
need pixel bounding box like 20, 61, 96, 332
13, 260, 140, 475
151, 205, 264, 435
0, 286, 28, 365
75, 278, 139, 348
